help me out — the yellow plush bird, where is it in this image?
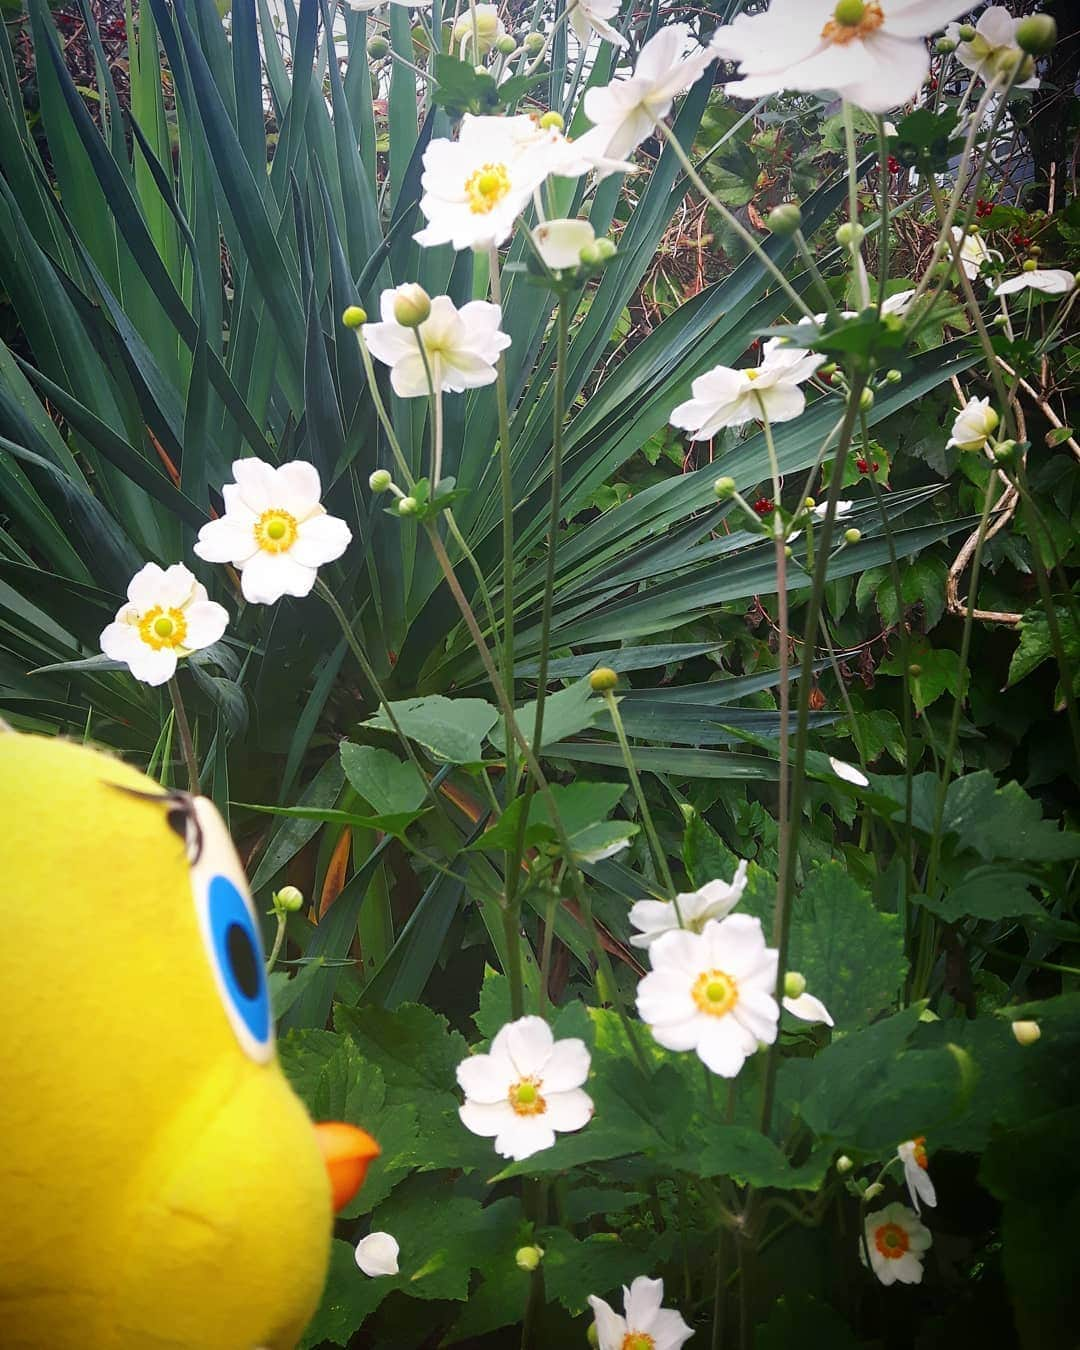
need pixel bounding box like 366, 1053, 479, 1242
0, 730, 379, 1349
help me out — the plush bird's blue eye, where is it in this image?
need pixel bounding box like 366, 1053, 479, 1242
207, 874, 271, 1051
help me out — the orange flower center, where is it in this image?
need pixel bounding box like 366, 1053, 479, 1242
823, 0, 884, 45
137, 606, 188, 651
465, 162, 511, 214
508, 1077, 547, 1116
691, 969, 739, 1017
913, 1136, 928, 1169
874, 1222, 910, 1259
622, 1335, 655, 1350
254, 508, 299, 554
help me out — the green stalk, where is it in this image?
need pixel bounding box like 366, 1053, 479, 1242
168, 675, 200, 795
266, 911, 287, 972
842, 101, 871, 308
603, 689, 677, 902
875, 117, 891, 309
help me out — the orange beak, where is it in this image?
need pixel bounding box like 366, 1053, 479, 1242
313, 1121, 381, 1212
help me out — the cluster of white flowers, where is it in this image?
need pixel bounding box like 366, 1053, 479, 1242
669, 338, 824, 440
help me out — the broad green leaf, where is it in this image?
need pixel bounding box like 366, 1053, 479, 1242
917, 867, 1043, 923
299, 1238, 390, 1348
942, 772, 1080, 863
1007, 602, 1080, 695
539, 1229, 663, 1315
471, 781, 635, 863
878, 637, 966, 712
488, 678, 602, 753
364, 695, 498, 764
339, 742, 428, 815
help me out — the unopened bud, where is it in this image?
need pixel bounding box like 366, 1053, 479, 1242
784, 544, 793, 559
392, 283, 431, 328
515, 1245, 544, 1271
767, 203, 802, 236
819, 362, 838, 377
844, 527, 862, 544
784, 971, 806, 998
1023, 258, 1038, 273
993, 439, 1018, 464
397, 495, 418, 516
587, 1323, 600, 1348
369, 469, 393, 493
864, 1181, 884, 1201
908, 663, 922, 678
523, 31, 545, 54
273, 884, 304, 913
957, 22, 976, 41
593, 237, 617, 261
589, 666, 618, 692
1011, 1019, 1041, 1046
993, 313, 1009, 326
859, 387, 875, 411
836, 1154, 854, 1174
367, 35, 389, 58
835, 221, 865, 249
714, 476, 737, 499
1028, 245, 1042, 257
804, 496, 816, 510
539, 109, 564, 130
886, 369, 902, 384
342, 305, 367, 328
495, 33, 516, 53
935, 36, 957, 54
1015, 14, 1056, 55
578, 242, 603, 267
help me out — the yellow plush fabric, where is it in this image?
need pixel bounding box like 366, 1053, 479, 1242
0, 733, 331, 1349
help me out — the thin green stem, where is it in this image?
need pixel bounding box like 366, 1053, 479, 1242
875, 117, 891, 309
266, 912, 287, 972
168, 675, 200, 795
354, 330, 415, 488
603, 689, 677, 901
842, 101, 870, 309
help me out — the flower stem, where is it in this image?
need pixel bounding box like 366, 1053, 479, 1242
168, 675, 200, 795
266, 911, 287, 972
603, 689, 677, 902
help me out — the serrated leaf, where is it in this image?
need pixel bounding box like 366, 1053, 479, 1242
942, 772, 1080, 862
917, 867, 1043, 922
364, 695, 498, 764
339, 742, 427, 815
488, 678, 602, 753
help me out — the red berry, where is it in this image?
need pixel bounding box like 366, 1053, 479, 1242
752, 497, 774, 517
856, 457, 870, 474
871, 461, 880, 473
887, 156, 901, 174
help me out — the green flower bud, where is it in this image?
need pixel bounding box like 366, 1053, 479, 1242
397, 495, 419, 516
342, 305, 367, 328
273, 884, 304, 913
1011, 1019, 1041, 1046
859, 387, 875, 411
957, 22, 976, 41
578, 242, 602, 267
835, 221, 865, 249
587, 1323, 600, 1349
832, 0, 866, 25
495, 33, 516, 53
863, 1181, 884, 1201
714, 476, 737, 499
993, 313, 1009, 326
844, 527, 862, 544
819, 362, 838, 377
593, 237, 618, 261
367, 35, 389, 58
993, 439, 1018, 464
766, 202, 802, 236
589, 666, 619, 692
523, 31, 545, 54
886, 369, 902, 384
804, 496, 816, 510
515, 1245, 544, 1271
784, 971, 807, 998
784, 545, 793, 559
836, 1154, 854, 1174
1015, 14, 1056, 55
1023, 258, 1038, 273
935, 36, 957, 54
539, 109, 564, 131
369, 469, 393, 493
392, 283, 431, 328
908, 663, 922, 678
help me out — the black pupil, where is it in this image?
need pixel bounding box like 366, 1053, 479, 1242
225, 922, 261, 1000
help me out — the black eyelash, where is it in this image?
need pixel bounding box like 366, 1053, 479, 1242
108, 783, 204, 863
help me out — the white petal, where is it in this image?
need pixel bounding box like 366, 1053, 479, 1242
623, 1276, 665, 1330
696, 1016, 754, 1077
540, 1038, 591, 1093
587, 1295, 627, 1350
783, 991, 834, 1026
628, 898, 681, 945
457, 1049, 514, 1102
542, 1087, 594, 1133
100, 620, 143, 664
733, 985, 781, 1042
504, 1016, 555, 1078
126, 561, 167, 609
194, 516, 260, 565
291, 513, 352, 568
273, 460, 323, 515
648, 926, 710, 975
635, 969, 698, 1026
126, 644, 179, 687
156, 563, 199, 609
354, 1232, 400, 1277
829, 756, 869, 787
494, 1116, 557, 1161
459, 1097, 516, 1139
182, 600, 229, 651
647, 1014, 705, 1054
231, 457, 279, 512
238, 551, 317, 604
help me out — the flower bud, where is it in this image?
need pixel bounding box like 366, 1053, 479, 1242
273, 884, 304, 913
858, 387, 874, 411
908, 663, 922, 677
392, 283, 431, 328
804, 496, 816, 510
886, 369, 902, 384
714, 476, 737, 499
863, 1181, 884, 1201
587, 1323, 600, 1349
367, 35, 389, 58
539, 110, 564, 131
1015, 14, 1056, 55
784, 545, 793, 559
495, 33, 517, 53
678, 802, 695, 821
819, 362, 838, 377
534, 217, 595, 271
1023, 258, 1038, 273
369, 469, 393, 493
993, 439, 1018, 464
993, 313, 1009, 326
397, 495, 418, 516
515, 1245, 544, 1271
523, 30, 545, 54
844, 527, 862, 544
835, 221, 865, 249
957, 22, 976, 41
1011, 1019, 1041, 1046
935, 36, 957, 54
589, 666, 618, 692
342, 305, 367, 329
784, 971, 807, 999
593, 237, 618, 262
767, 203, 802, 236
836, 1154, 854, 1174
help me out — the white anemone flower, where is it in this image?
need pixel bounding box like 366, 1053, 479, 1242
588, 1276, 694, 1350
951, 227, 1002, 282
457, 1016, 593, 1161
945, 7, 1038, 88
897, 1137, 937, 1213
628, 861, 749, 950
636, 914, 779, 1077
362, 290, 511, 398
669, 338, 823, 439
861, 1202, 932, 1285
713, 0, 972, 114
194, 459, 352, 605
582, 24, 715, 163
533, 218, 596, 271
995, 268, 1077, 299
100, 562, 228, 687
946, 396, 1000, 452
813, 499, 854, 521
568, 0, 627, 48
354, 1232, 400, 1277
828, 755, 870, 787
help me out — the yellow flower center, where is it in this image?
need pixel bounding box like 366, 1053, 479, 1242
691, 969, 739, 1017
913, 1136, 928, 1170
745, 369, 760, 380
874, 1222, 910, 1259
137, 606, 188, 651
508, 1077, 546, 1116
622, 1335, 655, 1350
465, 162, 511, 214
254, 508, 299, 554
823, 0, 884, 44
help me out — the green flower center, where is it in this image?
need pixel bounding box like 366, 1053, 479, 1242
622, 1335, 655, 1350
508, 1077, 546, 1116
